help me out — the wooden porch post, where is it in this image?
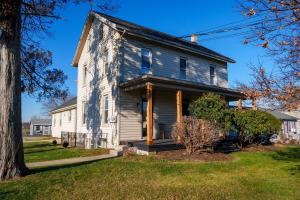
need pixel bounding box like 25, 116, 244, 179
238, 98, 242, 111
176, 90, 183, 143
176, 90, 183, 124
146, 83, 153, 145
252, 98, 257, 110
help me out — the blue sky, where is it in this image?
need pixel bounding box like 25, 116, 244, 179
22, 0, 274, 121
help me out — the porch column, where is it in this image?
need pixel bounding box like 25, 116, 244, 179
238, 98, 242, 111
146, 83, 153, 145
176, 90, 183, 124
176, 90, 183, 142
252, 98, 257, 110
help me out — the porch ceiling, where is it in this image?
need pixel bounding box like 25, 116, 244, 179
119, 75, 246, 101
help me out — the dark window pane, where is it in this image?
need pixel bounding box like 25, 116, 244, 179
180, 58, 186, 79
141, 48, 151, 74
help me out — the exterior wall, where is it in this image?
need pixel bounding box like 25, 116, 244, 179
51, 108, 77, 138
119, 90, 177, 142
283, 111, 300, 134
121, 38, 228, 88
30, 124, 52, 136
76, 17, 121, 148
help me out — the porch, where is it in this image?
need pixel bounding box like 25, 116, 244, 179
119, 75, 249, 152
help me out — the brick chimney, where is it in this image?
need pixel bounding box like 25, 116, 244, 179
191, 34, 198, 43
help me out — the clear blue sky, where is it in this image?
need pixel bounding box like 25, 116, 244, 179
22, 0, 274, 122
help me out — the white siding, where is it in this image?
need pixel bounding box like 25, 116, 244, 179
121, 39, 228, 88
76, 17, 121, 148
119, 91, 142, 141
51, 108, 77, 138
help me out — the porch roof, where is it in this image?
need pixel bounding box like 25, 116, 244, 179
119, 75, 245, 100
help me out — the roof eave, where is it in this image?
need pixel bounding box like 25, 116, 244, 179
72, 14, 95, 67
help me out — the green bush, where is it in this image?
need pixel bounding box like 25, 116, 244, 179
233, 110, 281, 147
188, 93, 232, 131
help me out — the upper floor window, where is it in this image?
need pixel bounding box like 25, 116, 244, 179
99, 23, 104, 41
59, 113, 62, 126
68, 110, 72, 122
180, 57, 187, 79
83, 65, 87, 85
103, 50, 109, 75
103, 95, 109, 124
82, 101, 87, 124
141, 48, 151, 74
53, 117, 56, 126
210, 65, 216, 85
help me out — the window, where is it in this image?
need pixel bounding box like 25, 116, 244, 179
103, 95, 109, 124
35, 125, 40, 131
180, 57, 187, 79
99, 23, 104, 41
103, 50, 109, 75
59, 113, 62, 126
53, 117, 56, 126
82, 101, 87, 124
68, 110, 72, 122
83, 65, 87, 85
141, 48, 151, 74
210, 65, 216, 85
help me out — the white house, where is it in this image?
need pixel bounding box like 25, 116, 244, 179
54, 11, 245, 151
51, 97, 77, 138
30, 118, 52, 136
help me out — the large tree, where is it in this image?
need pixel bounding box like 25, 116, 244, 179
0, 0, 116, 180
238, 0, 300, 110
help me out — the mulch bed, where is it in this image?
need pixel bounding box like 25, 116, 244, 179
155, 149, 233, 162
242, 144, 279, 152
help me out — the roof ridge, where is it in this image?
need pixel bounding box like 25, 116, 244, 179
91, 11, 235, 63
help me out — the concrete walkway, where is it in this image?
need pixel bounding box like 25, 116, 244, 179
27, 153, 118, 169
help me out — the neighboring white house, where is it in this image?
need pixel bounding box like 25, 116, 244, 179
51, 97, 77, 138
30, 118, 52, 136
56, 11, 245, 150
268, 110, 300, 142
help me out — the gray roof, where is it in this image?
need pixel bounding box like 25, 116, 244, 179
51, 97, 77, 113
31, 118, 52, 125
92, 11, 235, 63
267, 110, 298, 121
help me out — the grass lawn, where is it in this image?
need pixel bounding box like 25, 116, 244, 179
0, 145, 299, 200
24, 141, 110, 163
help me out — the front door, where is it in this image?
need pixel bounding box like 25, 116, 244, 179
141, 98, 147, 138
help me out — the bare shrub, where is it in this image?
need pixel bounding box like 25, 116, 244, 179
172, 116, 221, 155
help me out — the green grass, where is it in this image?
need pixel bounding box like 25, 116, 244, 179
24, 141, 110, 163
1, 145, 299, 200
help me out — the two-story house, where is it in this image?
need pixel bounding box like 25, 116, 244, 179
53, 11, 244, 150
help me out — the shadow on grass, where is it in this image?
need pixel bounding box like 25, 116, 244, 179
24, 143, 53, 149
0, 190, 17, 199
27, 156, 115, 175
25, 148, 62, 154
271, 147, 300, 162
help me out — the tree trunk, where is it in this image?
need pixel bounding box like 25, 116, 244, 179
0, 0, 27, 181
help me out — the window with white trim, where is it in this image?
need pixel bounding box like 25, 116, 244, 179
141, 48, 151, 74
103, 50, 109, 75
82, 101, 87, 124
103, 95, 109, 124
68, 110, 72, 122
180, 57, 187, 79
83, 65, 87, 85
210, 65, 216, 85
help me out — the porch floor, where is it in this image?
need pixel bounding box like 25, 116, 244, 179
128, 139, 185, 152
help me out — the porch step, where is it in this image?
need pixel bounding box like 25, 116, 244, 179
128, 139, 184, 153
